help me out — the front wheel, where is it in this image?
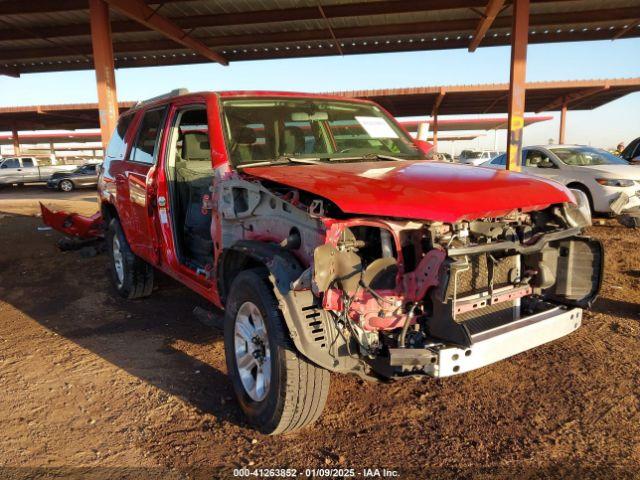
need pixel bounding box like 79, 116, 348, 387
59, 179, 74, 192
106, 218, 154, 299
224, 269, 330, 435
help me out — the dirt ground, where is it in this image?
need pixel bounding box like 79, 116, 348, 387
0, 185, 639, 480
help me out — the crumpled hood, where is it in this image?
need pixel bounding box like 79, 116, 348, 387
244, 160, 572, 223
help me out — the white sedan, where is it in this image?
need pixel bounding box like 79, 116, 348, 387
482, 145, 640, 214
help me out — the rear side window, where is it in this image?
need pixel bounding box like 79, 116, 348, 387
105, 113, 134, 161
130, 108, 166, 164
1, 158, 19, 168
21, 158, 34, 167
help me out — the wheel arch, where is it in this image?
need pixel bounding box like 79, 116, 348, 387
566, 181, 595, 212
101, 201, 119, 225
218, 240, 303, 304
219, 240, 362, 374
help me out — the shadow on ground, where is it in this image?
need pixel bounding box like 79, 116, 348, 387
0, 212, 247, 428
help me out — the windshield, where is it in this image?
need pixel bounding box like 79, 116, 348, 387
221, 97, 425, 166
550, 146, 629, 166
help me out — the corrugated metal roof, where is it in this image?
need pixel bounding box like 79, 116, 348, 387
1, 78, 637, 132
331, 78, 640, 116
0, 0, 638, 75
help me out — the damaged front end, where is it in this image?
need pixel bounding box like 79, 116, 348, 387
307, 198, 602, 379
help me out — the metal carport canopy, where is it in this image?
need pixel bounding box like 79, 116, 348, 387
399, 115, 553, 132
1, 0, 639, 170
330, 79, 640, 117
331, 78, 640, 145
0, 102, 135, 131
0, 0, 638, 75
3, 78, 637, 132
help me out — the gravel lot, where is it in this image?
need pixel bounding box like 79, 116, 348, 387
0, 185, 639, 479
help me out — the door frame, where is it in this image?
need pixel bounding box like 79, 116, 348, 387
153, 96, 218, 298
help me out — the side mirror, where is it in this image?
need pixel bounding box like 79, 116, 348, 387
0, 164, 6, 169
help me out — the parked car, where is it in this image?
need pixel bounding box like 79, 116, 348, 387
47, 163, 100, 191
458, 150, 503, 166
0, 156, 76, 186
42, 90, 602, 434
431, 152, 453, 162
620, 137, 640, 164
483, 145, 640, 214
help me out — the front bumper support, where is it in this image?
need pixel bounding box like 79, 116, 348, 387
424, 306, 582, 377
386, 306, 581, 376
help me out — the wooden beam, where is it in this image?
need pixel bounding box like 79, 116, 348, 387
469, 0, 506, 52
482, 93, 508, 113
0, 66, 19, 77
36, 106, 98, 124
612, 19, 640, 40
430, 88, 446, 151
432, 114, 440, 150
89, 0, 119, 151
536, 84, 610, 112
505, 0, 529, 172
317, 4, 343, 55
11, 129, 20, 155
559, 102, 567, 144
431, 88, 446, 116
102, 0, 228, 65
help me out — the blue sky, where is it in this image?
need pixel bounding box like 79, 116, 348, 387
1, 37, 639, 153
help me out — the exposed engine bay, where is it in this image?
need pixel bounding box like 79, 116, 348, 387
216, 176, 603, 380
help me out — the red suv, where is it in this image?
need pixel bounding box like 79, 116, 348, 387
45, 89, 603, 434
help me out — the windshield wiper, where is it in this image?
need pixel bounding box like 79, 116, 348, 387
237, 156, 323, 169
325, 153, 408, 162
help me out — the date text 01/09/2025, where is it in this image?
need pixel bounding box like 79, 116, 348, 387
232, 468, 400, 477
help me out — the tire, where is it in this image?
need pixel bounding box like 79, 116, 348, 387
106, 218, 154, 299
224, 268, 330, 435
59, 179, 74, 192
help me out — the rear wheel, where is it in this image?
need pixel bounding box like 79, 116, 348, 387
224, 269, 330, 434
59, 179, 74, 192
106, 218, 154, 299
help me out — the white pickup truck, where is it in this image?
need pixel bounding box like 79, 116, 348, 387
0, 157, 76, 186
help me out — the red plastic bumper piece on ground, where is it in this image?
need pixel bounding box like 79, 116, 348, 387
39, 203, 104, 239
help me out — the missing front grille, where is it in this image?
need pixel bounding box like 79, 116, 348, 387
448, 254, 517, 299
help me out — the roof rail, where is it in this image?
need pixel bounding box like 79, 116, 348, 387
135, 88, 189, 107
